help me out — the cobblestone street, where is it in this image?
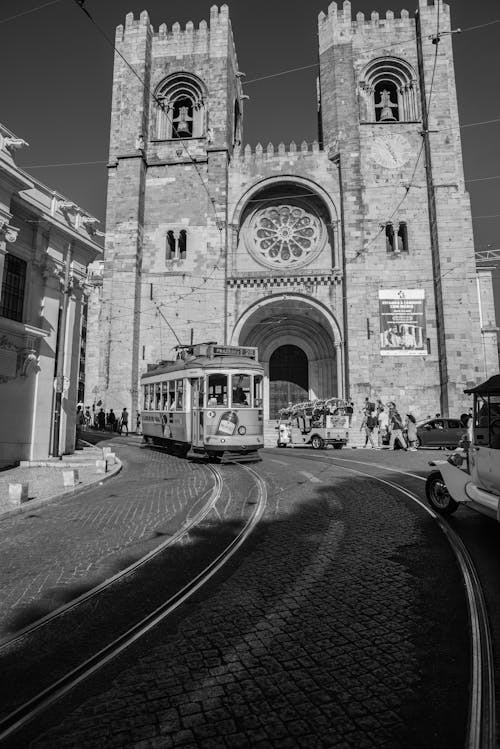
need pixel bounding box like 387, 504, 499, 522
3, 445, 471, 748
0, 440, 214, 637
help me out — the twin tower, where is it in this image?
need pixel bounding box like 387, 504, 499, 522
85, 1, 498, 423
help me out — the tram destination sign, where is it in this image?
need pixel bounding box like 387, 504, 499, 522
378, 289, 427, 356
212, 345, 258, 360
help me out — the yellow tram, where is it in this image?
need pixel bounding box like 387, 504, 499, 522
140, 343, 264, 461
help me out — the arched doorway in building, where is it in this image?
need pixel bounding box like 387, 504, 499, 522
269, 344, 308, 418
231, 294, 344, 421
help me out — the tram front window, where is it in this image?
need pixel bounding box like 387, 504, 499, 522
208, 373, 228, 406
254, 375, 263, 408
232, 374, 251, 406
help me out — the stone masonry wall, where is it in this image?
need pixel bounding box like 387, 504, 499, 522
318, 0, 491, 418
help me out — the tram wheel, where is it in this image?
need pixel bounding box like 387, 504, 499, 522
311, 435, 324, 450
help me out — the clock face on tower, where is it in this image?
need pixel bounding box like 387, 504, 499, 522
370, 133, 411, 169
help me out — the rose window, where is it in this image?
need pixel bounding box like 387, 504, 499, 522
250, 205, 322, 267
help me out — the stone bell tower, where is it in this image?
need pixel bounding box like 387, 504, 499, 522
318, 0, 491, 416
87, 5, 244, 418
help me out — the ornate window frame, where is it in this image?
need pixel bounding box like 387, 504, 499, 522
165, 227, 187, 262
358, 57, 419, 123
154, 73, 207, 140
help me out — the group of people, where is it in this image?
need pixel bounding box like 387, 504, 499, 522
360, 398, 418, 451
76, 405, 130, 435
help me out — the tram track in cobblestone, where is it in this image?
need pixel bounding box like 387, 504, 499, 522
0, 464, 223, 653
279, 452, 496, 749
0, 463, 267, 745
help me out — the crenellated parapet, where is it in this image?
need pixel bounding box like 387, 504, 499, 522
233, 140, 321, 163
318, 0, 450, 50
115, 4, 231, 55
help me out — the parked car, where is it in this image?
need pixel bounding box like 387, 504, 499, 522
416, 417, 466, 449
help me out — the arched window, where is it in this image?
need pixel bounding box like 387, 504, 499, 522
155, 74, 206, 140
166, 231, 176, 260
397, 222, 408, 253
385, 222, 409, 253
359, 57, 418, 123
178, 230, 187, 260
165, 229, 188, 262
385, 223, 395, 253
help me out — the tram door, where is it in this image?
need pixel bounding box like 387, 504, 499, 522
190, 377, 204, 448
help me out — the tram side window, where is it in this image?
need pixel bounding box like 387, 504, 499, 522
254, 375, 263, 408
176, 379, 184, 410
208, 373, 228, 406
168, 381, 175, 409
232, 374, 251, 406
161, 382, 168, 410
155, 384, 161, 411
143, 385, 149, 411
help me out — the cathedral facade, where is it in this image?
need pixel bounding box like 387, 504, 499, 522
85, 1, 499, 425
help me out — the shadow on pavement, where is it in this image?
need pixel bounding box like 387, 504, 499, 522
12, 467, 471, 749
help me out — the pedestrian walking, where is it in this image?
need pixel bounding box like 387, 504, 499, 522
120, 407, 129, 436
136, 412, 141, 435
405, 414, 418, 450
76, 406, 85, 444
97, 408, 106, 431
361, 411, 377, 448
377, 407, 389, 447
108, 409, 117, 432
345, 401, 354, 425
389, 409, 407, 450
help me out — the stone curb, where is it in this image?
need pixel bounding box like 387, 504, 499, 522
0, 458, 123, 521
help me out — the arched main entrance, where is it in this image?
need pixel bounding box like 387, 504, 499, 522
231, 295, 344, 420
269, 344, 309, 417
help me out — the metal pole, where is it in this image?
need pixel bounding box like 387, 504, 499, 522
415, 9, 449, 416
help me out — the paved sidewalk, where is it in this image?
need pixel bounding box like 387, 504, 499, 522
0, 442, 122, 518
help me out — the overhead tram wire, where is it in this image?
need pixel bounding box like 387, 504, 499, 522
70, 0, 230, 332
68, 2, 496, 309
70, 0, 220, 227
0, 0, 62, 24
352, 2, 442, 260
242, 16, 500, 86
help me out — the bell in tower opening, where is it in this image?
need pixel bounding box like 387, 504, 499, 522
375, 88, 398, 122
173, 99, 193, 137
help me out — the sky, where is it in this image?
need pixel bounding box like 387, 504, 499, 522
2, 0, 500, 326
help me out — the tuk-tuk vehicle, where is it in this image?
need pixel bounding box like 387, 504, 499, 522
276, 398, 350, 450
426, 375, 500, 519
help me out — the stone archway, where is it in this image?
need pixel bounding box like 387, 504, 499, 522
231, 294, 344, 420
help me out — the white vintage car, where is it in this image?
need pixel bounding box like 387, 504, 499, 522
426, 375, 500, 519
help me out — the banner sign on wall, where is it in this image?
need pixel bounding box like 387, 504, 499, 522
378, 289, 427, 356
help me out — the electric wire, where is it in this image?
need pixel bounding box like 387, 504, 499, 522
0, 0, 61, 24
70, 0, 229, 334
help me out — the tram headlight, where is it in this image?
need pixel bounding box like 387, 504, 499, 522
238, 425, 247, 435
